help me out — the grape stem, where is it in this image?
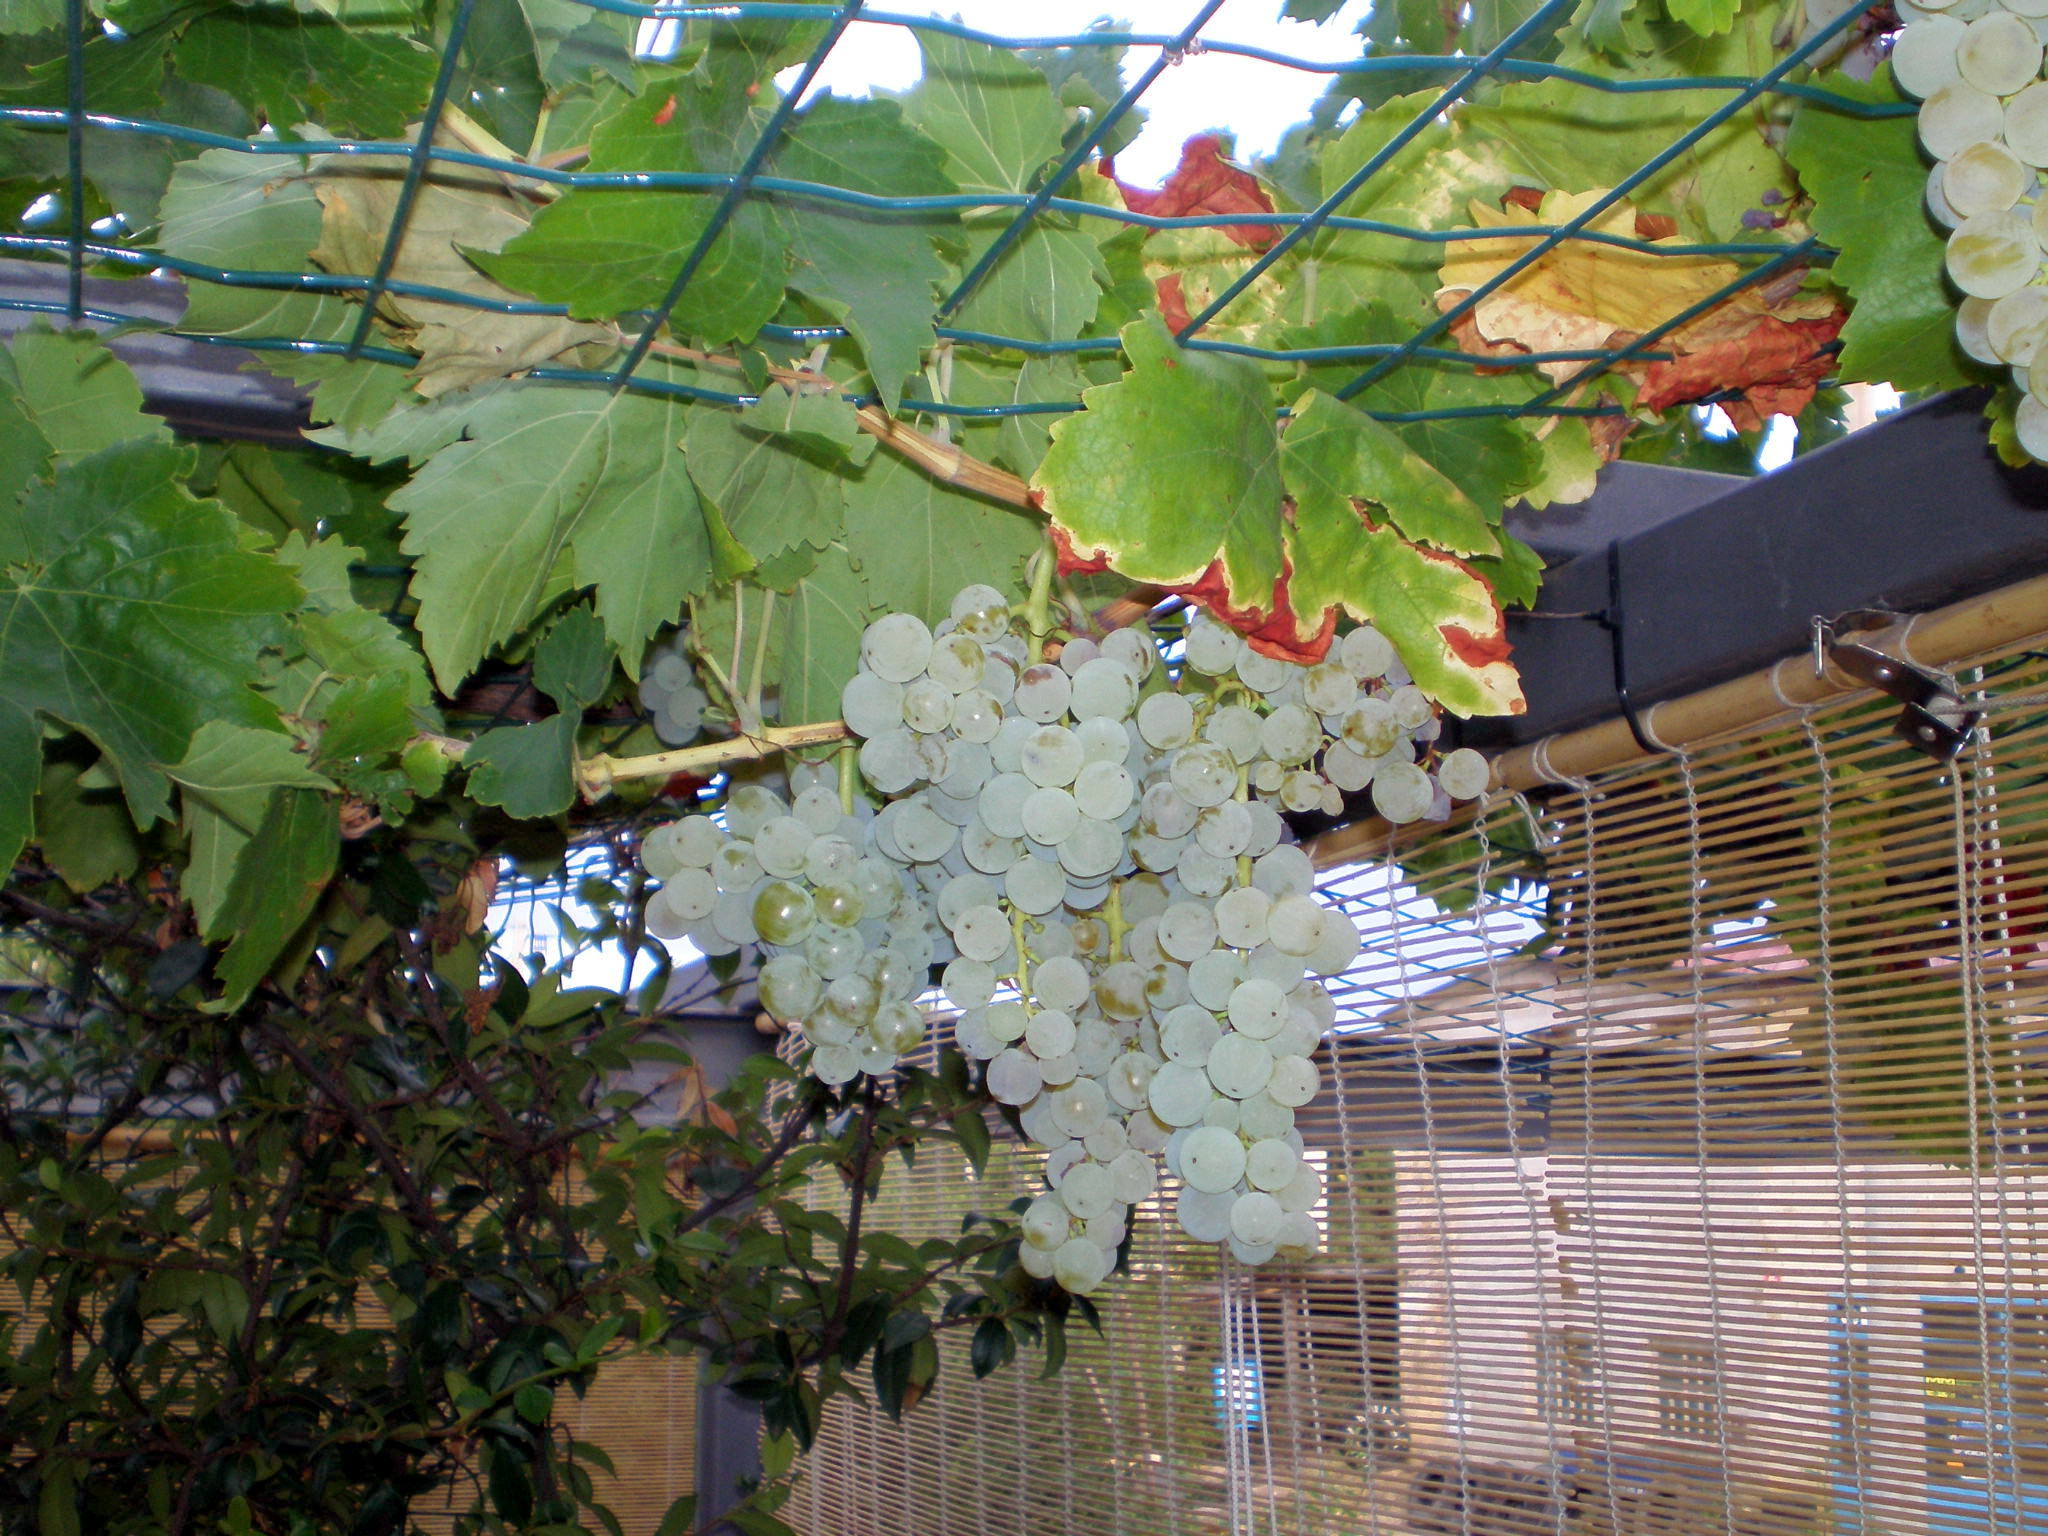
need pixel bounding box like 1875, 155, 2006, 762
1104, 879, 1129, 963
1011, 907, 1033, 1007
574, 720, 853, 800
1024, 540, 1057, 667
837, 742, 859, 816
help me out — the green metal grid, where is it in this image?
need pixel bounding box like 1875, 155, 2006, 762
0, 0, 1911, 429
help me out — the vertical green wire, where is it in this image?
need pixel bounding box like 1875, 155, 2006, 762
63, 0, 85, 324
342, 0, 482, 360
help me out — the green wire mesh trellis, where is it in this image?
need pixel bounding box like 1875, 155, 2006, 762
0, 0, 1914, 433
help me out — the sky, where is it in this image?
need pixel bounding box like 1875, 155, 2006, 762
769, 0, 1378, 186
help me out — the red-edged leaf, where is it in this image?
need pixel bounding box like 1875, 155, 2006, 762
1100, 134, 1279, 252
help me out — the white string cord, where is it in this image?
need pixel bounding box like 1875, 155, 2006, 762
1675, 751, 1739, 1536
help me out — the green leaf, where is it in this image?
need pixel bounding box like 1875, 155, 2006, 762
1035, 314, 1284, 613
307, 145, 613, 398
1784, 75, 1973, 395
842, 452, 1043, 630
170, 720, 335, 933
1281, 389, 1499, 558
685, 407, 850, 580
0, 324, 169, 476
535, 602, 612, 709
970, 1316, 1011, 1379
386, 375, 713, 690
35, 1460, 78, 1536
209, 786, 338, 1008
777, 543, 871, 726
1663, 0, 1739, 34
737, 383, 864, 458
515, 0, 636, 88
654, 1495, 700, 1536
173, 6, 437, 139
157, 148, 358, 350
776, 96, 956, 411
0, 442, 300, 837
488, 1440, 535, 1526
36, 755, 142, 893
950, 222, 1107, 346
901, 31, 1066, 198
0, 699, 34, 875
1284, 498, 1524, 718
465, 715, 578, 820
950, 1105, 991, 1175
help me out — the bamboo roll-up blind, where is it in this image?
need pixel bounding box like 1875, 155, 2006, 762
790, 615, 2048, 1536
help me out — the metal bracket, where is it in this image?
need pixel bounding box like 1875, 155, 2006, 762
1825, 638, 1981, 762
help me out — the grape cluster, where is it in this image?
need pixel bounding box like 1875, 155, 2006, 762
1891, 0, 2048, 456
636, 634, 711, 746
638, 588, 1491, 1292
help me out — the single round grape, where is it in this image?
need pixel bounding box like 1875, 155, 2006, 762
1175, 845, 1235, 899
1927, 161, 1963, 231
986, 1000, 1029, 1046
901, 677, 954, 734
1265, 1053, 1319, 1107
2007, 80, 2048, 168
1244, 802, 1284, 859
927, 630, 987, 693
712, 884, 762, 945
1200, 1094, 1242, 1139
1084, 1115, 1129, 1163
1959, 9, 2042, 93
1005, 853, 1068, 915
1049, 1076, 1109, 1137
1340, 697, 1403, 756
1260, 704, 1323, 766
1305, 912, 1362, 977
759, 953, 824, 1020
1265, 893, 1327, 957
1204, 704, 1263, 765
949, 583, 1010, 642
1280, 768, 1327, 814
1185, 616, 1243, 674
1920, 81, 2007, 162
1300, 660, 1356, 715
1339, 625, 1395, 679
1372, 760, 1436, 824
1230, 1191, 1283, 1247
951, 903, 1011, 962
1136, 691, 1195, 749
1247, 942, 1307, 991
1273, 1211, 1319, 1260
1022, 1193, 1071, 1250
1958, 295, 2003, 365
1025, 1007, 1078, 1060
1099, 626, 1157, 680
1073, 759, 1136, 821
1021, 725, 1085, 788
1245, 1137, 1299, 1193
1145, 961, 1192, 1013
873, 999, 926, 1055
1052, 1236, 1109, 1294
1070, 656, 1139, 720
726, 784, 784, 841
943, 957, 997, 1011
1056, 636, 1099, 675
858, 729, 922, 795
1893, 12, 1968, 96
1014, 663, 1072, 723
1949, 140, 2031, 223
977, 771, 1034, 840
1208, 1032, 1274, 1099
1181, 1125, 1249, 1193
1148, 1060, 1215, 1126
1193, 801, 1251, 860
1239, 1091, 1295, 1141
1252, 844, 1314, 897
948, 689, 1001, 745
1139, 780, 1199, 839
1170, 741, 1239, 808
1057, 1160, 1114, 1221
1022, 785, 1081, 846
893, 799, 958, 863
1029, 953, 1090, 1013
1155, 900, 1218, 963
1108, 1147, 1158, 1204
1278, 1159, 1324, 1214
841, 672, 905, 738
1177, 1184, 1236, 1243
806, 925, 864, 980
860, 612, 933, 683
2017, 393, 2048, 461
657, 867, 718, 925
1228, 977, 1291, 1039
987, 1048, 1043, 1105
811, 1042, 861, 1085
1206, 886, 1267, 950
1056, 816, 1126, 879
1107, 1050, 1158, 1111
1389, 684, 1433, 729
1436, 746, 1491, 801
1991, 287, 2048, 376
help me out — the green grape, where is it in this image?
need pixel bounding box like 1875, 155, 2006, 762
1181, 1125, 1248, 1193
759, 953, 824, 1020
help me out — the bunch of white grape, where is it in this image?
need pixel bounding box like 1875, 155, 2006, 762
1892, 0, 2048, 456
637, 634, 711, 745
637, 586, 1494, 1293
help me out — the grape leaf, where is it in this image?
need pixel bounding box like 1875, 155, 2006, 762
950, 222, 1107, 345
1034, 314, 1284, 614
778, 543, 872, 726
168, 721, 338, 932
736, 383, 864, 457
1784, 75, 1973, 395
37, 755, 142, 894
0, 324, 170, 472
1280, 388, 1499, 558
0, 442, 300, 860
464, 605, 607, 818
776, 95, 955, 411
949, 352, 1088, 479
173, 6, 437, 139
843, 451, 1044, 630
686, 407, 850, 582
901, 31, 1066, 198
386, 375, 712, 690
1664, 0, 1739, 37
514, 0, 636, 89
1284, 500, 1525, 718
308, 145, 613, 397
209, 783, 338, 1009
158, 147, 359, 349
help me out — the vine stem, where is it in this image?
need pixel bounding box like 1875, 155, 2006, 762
1024, 539, 1058, 667
576, 720, 852, 800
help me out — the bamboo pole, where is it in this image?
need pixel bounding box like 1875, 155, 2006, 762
1308, 570, 2048, 868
